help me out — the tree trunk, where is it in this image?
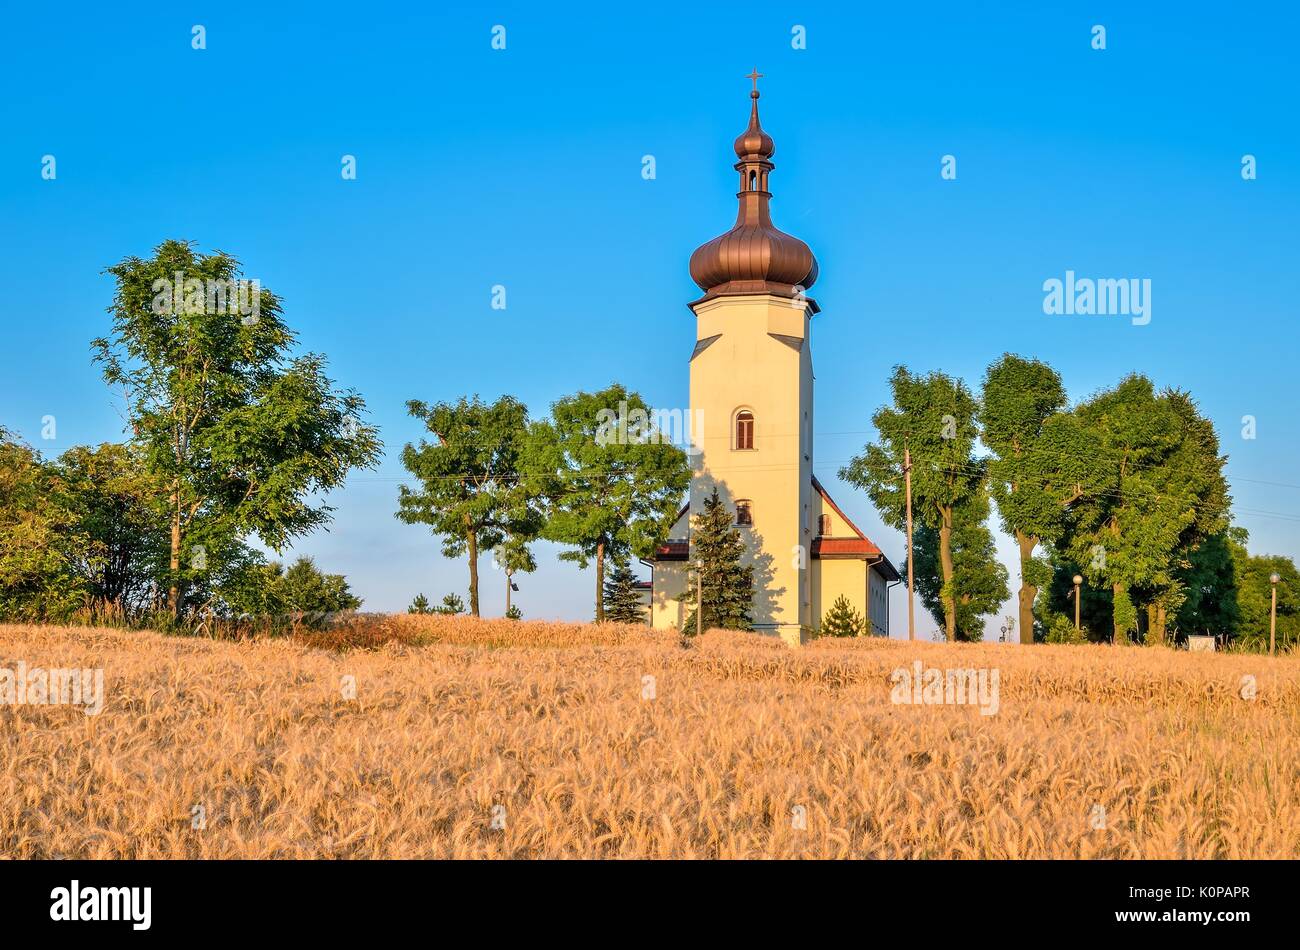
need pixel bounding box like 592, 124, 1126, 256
1112, 581, 1125, 644
594, 538, 606, 623
1016, 531, 1037, 645
1154, 604, 1167, 645
168, 480, 181, 618
466, 525, 480, 617
938, 508, 956, 642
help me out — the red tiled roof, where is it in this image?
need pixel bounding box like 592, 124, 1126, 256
654, 539, 689, 561
812, 475, 901, 580
811, 537, 880, 557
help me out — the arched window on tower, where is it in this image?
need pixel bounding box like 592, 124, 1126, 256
749, 170, 757, 191
735, 410, 755, 450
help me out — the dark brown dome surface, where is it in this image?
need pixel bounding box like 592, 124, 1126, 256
689, 87, 818, 305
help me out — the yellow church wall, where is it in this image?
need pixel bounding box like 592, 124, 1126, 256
689, 293, 813, 645
811, 558, 869, 634
868, 567, 890, 636
650, 560, 688, 630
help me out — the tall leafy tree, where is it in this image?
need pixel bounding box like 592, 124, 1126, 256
979, 354, 1070, 643
94, 240, 381, 617
683, 487, 754, 633
1060, 376, 1227, 642
397, 395, 536, 616
841, 366, 983, 640
525, 384, 689, 622
0, 429, 85, 621
905, 487, 1009, 641
1142, 390, 1231, 642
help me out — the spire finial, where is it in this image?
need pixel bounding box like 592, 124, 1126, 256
746, 68, 764, 96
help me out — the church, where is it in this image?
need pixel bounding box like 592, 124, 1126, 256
645, 78, 899, 644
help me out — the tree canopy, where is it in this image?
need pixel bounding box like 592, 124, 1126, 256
94, 240, 381, 616
524, 384, 689, 622
397, 394, 538, 616
841, 366, 983, 640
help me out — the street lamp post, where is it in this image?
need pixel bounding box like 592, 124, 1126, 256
1073, 575, 1083, 634
1270, 572, 1280, 656
697, 559, 705, 637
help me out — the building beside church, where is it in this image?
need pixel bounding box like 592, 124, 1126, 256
646, 80, 898, 645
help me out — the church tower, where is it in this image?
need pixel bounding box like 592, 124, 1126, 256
647, 76, 897, 644
684, 76, 820, 644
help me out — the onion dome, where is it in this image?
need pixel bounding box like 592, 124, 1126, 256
689, 74, 819, 306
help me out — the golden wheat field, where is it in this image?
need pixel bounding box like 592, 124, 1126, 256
1, 617, 1297, 859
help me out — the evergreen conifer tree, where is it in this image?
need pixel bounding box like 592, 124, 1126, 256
820, 594, 865, 637
683, 487, 754, 634
602, 563, 646, 624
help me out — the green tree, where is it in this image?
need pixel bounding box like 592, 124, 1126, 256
56, 442, 165, 616
273, 556, 361, 614
1060, 376, 1227, 643
435, 592, 466, 615
841, 366, 983, 641
525, 384, 689, 622
603, 563, 646, 625
1175, 528, 1240, 638
1228, 539, 1299, 652
683, 487, 754, 634
1141, 390, 1231, 643
979, 354, 1070, 643
94, 240, 381, 617
217, 554, 359, 620
408, 593, 433, 615
397, 395, 536, 617
1042, 554, 1113, 643
905, 488, 1008, 641
0, 429, 85, 621
820, 594, 865, 637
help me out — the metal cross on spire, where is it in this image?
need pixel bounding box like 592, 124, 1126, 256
746, 68, 764, 93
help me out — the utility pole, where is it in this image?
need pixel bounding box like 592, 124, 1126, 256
1073, 574, 1083, 634
505, 568, 513, 615
1270, 572, 1280, 656
904, 443, 915, 641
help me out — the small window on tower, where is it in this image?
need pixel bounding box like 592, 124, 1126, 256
735, 410, 755, 450
749, 171, 757, 191
735, 500, 753, 526
819, 514, 831, 536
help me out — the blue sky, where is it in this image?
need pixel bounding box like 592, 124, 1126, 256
2, 2, 1297, 636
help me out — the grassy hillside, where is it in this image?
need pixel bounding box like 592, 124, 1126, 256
2, 618, 1297, 858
